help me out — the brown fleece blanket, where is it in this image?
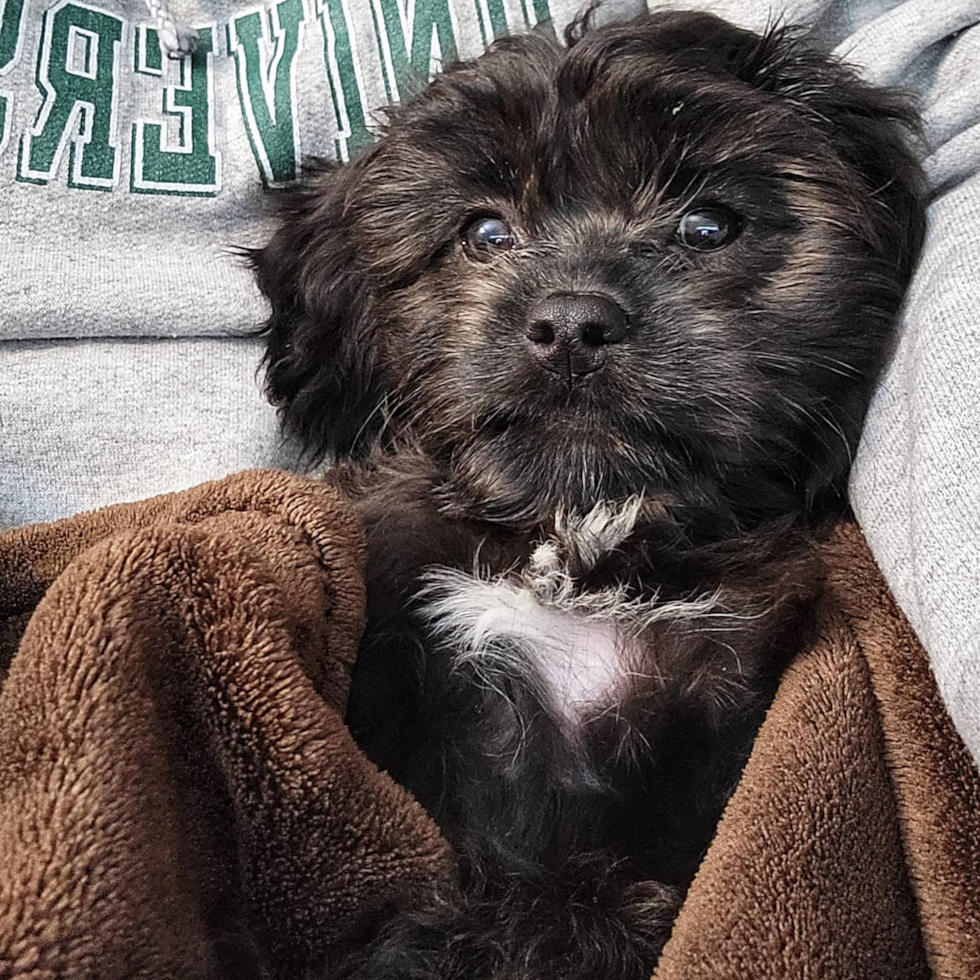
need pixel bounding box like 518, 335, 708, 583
0, 471, 977, 980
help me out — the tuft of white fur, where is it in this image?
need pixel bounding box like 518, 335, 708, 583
421, 567, 628, 723
553, 495, 644, 572
522, 527, 722, 633
418, 498, 728, 729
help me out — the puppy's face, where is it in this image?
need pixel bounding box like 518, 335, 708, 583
256, 11, 924, 533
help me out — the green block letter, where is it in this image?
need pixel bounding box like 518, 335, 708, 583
317, 0, 371, 160
18, 0, 123, 189
371, 0, 458, 102
228, 0, 307, 187
131, 25, 221, 196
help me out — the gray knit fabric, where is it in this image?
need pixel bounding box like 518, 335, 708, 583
2, 337, 299, 515
0, 0, 977, 758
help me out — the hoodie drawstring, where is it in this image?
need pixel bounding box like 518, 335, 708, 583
144, 0, 197, 59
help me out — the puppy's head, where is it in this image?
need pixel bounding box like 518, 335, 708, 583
254, 10, 925, 534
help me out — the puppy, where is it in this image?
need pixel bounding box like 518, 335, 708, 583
253, 9, 925, 978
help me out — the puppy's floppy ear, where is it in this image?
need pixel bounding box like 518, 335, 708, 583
734, 23, 927, 512
252, 158, 382, 461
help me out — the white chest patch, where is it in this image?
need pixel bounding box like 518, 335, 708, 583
421, 568, 633, 722
418, 498, 721, 728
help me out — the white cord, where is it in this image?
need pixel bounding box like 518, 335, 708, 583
144, 0, 198, 59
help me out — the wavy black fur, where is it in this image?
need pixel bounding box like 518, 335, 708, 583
251, 9, 925, 979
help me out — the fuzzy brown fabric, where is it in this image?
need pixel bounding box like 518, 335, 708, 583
0, 471, 450, 980
0, 473, 977, 979
654, 522, 980, 980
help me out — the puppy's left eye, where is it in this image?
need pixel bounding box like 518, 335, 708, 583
677, 208, 739, 251
462, 215, 518, 261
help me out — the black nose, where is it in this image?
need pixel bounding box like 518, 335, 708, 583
525, 292, 627, 381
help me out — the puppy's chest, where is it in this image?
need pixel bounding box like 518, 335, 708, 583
416, 503, 723, 729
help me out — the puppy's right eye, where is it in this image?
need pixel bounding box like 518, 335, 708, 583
676, 208, 739, 251
462, 215, 518, 261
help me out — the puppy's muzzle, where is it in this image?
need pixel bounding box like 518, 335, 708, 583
525, 292, 627, 382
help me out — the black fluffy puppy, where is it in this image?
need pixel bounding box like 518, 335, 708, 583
253, 10, 925, 979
